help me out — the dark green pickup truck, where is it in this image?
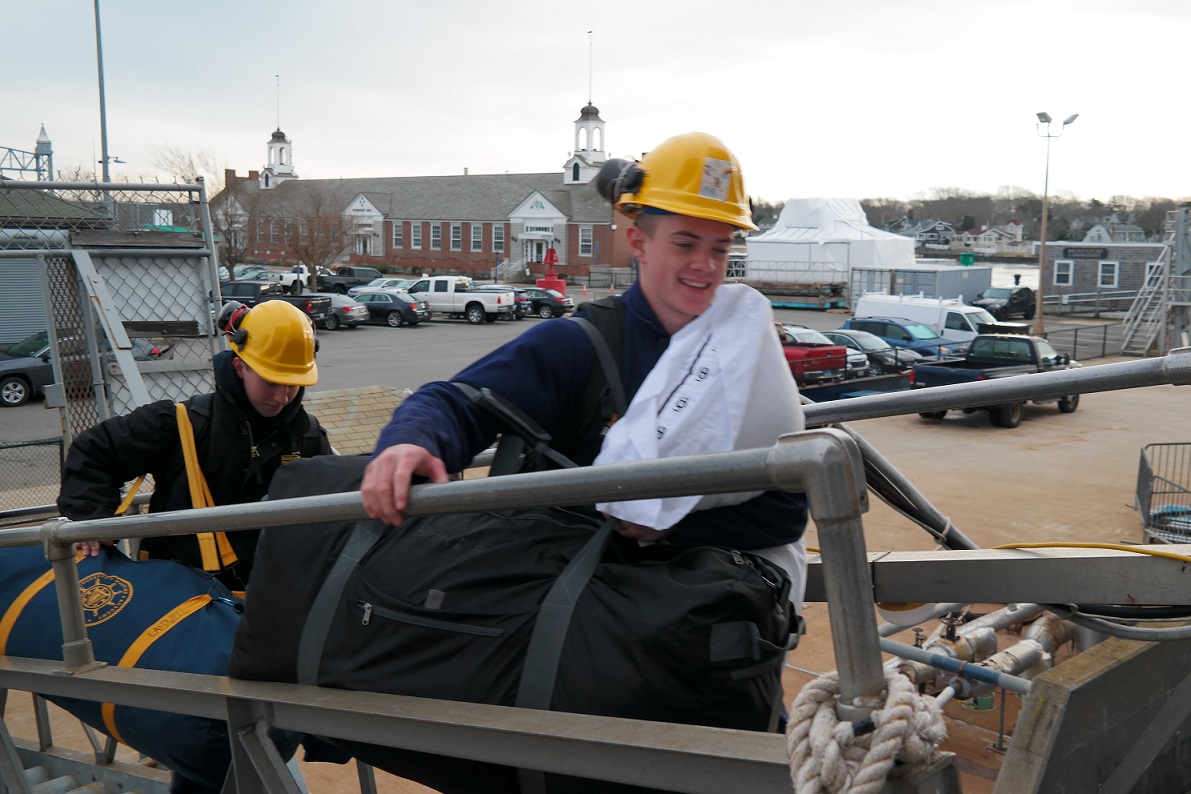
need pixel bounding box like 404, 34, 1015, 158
910, 333, 1080, 428
218, 280, 332, 325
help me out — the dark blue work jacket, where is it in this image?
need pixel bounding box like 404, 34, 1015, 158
373, 284, 807, 549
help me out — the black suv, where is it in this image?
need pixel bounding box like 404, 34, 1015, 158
971, 286, 1035, 320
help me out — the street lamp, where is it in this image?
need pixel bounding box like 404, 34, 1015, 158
93, 0, 112, 183
1032, 111, 1079, 336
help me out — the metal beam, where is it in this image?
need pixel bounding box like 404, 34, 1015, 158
804, 547, 1191, 604
0, 658, 793, 793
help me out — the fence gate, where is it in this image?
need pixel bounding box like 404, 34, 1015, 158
1, 181, 225, 447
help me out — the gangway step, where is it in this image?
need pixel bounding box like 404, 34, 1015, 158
14, 745, 166, 794
23, 766, 145, 794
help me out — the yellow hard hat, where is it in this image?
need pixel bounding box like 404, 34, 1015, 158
224, 300, 318, 387
608, 131, 758, 231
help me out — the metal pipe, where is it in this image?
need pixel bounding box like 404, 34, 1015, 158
804, 348, 1191, 426
879, 637, 1033, 694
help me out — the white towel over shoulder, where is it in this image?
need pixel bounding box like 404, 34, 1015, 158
594, 284, 804, 530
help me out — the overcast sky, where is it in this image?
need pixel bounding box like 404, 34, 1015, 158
4, 0, 1188, 205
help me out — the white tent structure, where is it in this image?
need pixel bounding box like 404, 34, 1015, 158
742, 198, 916, 287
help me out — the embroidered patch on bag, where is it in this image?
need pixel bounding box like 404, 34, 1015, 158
80, 573, 134, 626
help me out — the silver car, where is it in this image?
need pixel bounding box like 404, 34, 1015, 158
310, 292, 369, 330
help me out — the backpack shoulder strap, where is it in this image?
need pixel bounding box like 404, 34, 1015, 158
568, 315, 627, 417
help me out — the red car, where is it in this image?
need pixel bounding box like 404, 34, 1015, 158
775, 323, 848, 385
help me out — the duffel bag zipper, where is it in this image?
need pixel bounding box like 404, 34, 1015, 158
359, 601, 504, 637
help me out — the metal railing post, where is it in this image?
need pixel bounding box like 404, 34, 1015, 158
40, 519, 103, 674
770, 431, 886, 718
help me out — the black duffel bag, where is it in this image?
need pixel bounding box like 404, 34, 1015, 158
229, 455, 796, 793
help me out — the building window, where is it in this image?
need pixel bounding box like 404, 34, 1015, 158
392, 222, 403, 249
255, 222, 263, 243
1054, 260, 1073, 286
471, 224, 483, 252
493, 225, 505, 254
299, 220, 308, 241
1099, 261, 1119, 289
270, 222, 279, 243
450, 223, 462, 251
431, 224, 442, 250
1145, 260, 1163, 286
579, 226, 593, 256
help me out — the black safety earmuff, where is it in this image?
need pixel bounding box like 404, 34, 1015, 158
595, 158, 645, 205
216, 301, 251, 346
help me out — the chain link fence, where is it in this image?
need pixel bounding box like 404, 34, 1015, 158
1, 181, 223, 444
0, 438, 63, 526
0, 181, 212, 249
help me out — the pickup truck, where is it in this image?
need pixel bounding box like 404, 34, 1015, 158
775, 324, 848, 385
218, 280, 333, 326
910, 333, 1080, 428
314, 266, 385, 294
274, 265, 315, 295
405, 276, 517, 324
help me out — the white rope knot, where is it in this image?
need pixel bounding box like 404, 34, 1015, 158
786, 670, 947, 794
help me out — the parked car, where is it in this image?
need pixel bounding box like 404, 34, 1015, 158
853, 293, 997, 349
0, 332, 169, 407
355, 290, 432, 327
0, 332, 55, 406
309, 292, 369, 330
785, 325, 870, 379
842, 316, 961, 357
474, 284, 529, 319
348, 277, 416, 298
518, 286, 575, 319
970, 286, 1036, 320
911, 333, 1080, 427
821, 329, 923, 374
233, 264, 274, 280
774, 323, 848, 384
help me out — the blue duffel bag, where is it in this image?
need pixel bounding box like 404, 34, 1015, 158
0, 544, 253, 789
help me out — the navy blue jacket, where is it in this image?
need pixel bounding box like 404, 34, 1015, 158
373, 284, 807, 549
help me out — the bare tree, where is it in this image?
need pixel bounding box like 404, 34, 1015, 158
150, 146, 227, 195
287, 190, 352, 290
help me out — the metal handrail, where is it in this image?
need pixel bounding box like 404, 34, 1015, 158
804, 347, 1191, 427
0, 429, 874, 791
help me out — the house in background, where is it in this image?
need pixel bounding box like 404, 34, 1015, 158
956, 220, 1028, 255
1083, 221, 1148, 243
885, 218, 956, 249
211, 104, 633, 282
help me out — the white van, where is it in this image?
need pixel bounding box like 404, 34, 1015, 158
852, 293, 1000, 347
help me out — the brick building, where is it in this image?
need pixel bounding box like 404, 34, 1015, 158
212, 105, 633, 282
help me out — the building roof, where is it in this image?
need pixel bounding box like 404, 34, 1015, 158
220, 172, 611, 224
0, 185, 107, 227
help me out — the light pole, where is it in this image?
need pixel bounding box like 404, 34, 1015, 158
93, 0, 112, 183
1032, 111, 1078, 336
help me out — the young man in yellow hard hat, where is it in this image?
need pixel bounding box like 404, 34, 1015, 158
362, 131, 807, 569
59, 299, 332, 590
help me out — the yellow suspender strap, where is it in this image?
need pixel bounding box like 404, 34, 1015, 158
0, 551, 87, 655
174, 403, 237, 572
100, 594, 212, 743
114, 475, 146, 517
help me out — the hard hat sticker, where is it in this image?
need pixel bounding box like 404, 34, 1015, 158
699, 158, 733, 201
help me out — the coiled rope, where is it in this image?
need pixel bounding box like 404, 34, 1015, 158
786, 670, 947, 793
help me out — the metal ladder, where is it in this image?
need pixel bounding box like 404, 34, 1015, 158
1120, 242, 1169, 355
